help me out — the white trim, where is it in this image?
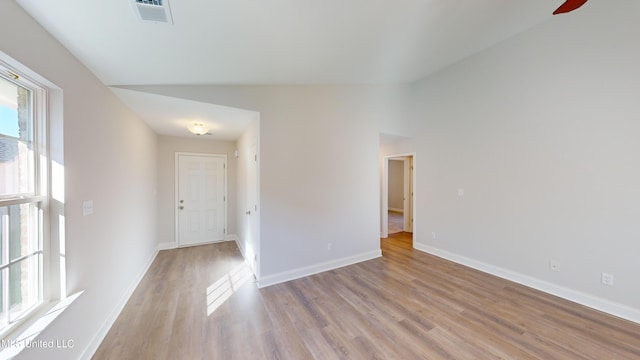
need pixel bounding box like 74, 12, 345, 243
232, 235, 255, 279
381, 158, 389, 238
174, 152, 228, 247
388, 207, 404, 213
414, 242, 640, 325
234, 236, 246, 260
177, 240, 226, 249
402, 157, 411, 232
381, 152, 416, 239
158, 234, 236, 252
157, 242, 177, 251
0, 291, 83, 359
257, 250, 382, 288
0, 55, 53, 336
80, 249, 159, 359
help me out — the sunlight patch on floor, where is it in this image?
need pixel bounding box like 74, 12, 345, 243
206, 262, 252, 316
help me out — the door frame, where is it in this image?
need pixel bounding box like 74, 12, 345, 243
174, 152, 228, 247
245, 143, 259, 276
381, 152, 416, 239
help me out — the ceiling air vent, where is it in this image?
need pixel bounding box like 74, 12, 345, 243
132, 0, 174, 24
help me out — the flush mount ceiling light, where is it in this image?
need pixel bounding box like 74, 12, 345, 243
187, 123, 209, 135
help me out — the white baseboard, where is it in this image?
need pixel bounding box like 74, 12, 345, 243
81, 248, 159, 359
388, 208, 404, 213
257, 249, 382, 288
158, 241, 177, 251
414, 242, 640, 325
231, 235, 258, 279
159, 235, 236, 251
233, 236, 246, 260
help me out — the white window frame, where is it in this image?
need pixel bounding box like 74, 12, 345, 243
0, 60, 50, 338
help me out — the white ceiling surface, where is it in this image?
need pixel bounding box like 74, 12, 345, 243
17, 0, 561, 86
110, 87, 257, 139
17, 0, 561, 139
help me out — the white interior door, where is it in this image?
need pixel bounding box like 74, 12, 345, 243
177, 154, 226, 247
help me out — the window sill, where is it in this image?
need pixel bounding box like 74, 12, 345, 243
0, 291, 83, 358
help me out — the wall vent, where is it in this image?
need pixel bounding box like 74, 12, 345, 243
132, 0, 174, 24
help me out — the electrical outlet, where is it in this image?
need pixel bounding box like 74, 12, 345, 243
549, 260, 560, 272
327, 242, 332, 251
602, 273, 614, 286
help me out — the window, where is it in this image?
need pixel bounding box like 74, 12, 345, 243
0, 66, 47, 334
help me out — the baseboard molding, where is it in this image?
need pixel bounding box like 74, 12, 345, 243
414, 242, 640, 325
388, 208, 404, 213
233, 236, 246, 260
159, 235, 235, 251
158, 241, 177, 251
257, 249, 382, 288
81, 248, 159, 359
232, 235, 259, 279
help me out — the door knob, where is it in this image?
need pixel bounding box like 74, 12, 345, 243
246, 210, 251, 215
179, 206, 184, 210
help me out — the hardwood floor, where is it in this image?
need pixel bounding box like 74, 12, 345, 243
388, 211, 404, 234
93, 235, 640, 359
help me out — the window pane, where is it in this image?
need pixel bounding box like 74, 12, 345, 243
9, 255, 40, 321
0, 75, 33, 197
0, 206, 6, 266
0, 269, 5, 327
0, 64, 44, 333
9, 203, 39, 261
0, 75, 31, 139
0, 138, 34, 197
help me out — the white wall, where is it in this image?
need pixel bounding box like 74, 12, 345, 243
235, 118, 260, 276
388, 1, 640, 320
388, 160, 404, 211
121, 85, 411, 284
156, 135, 237, 247
1, 2, 159, 358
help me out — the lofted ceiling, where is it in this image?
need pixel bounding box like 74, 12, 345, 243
16, 0, 565, 138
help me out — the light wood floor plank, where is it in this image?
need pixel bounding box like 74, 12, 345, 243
93, 234, 640, 359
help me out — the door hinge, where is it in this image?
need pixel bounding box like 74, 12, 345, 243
254, 154, 257, 162
224, 196, 226, 201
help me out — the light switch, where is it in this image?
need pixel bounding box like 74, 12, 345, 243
458, 188, 464, 197
82, 200, 94, 216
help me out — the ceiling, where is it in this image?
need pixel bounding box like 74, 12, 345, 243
110, 87, 257, 140
16, 0, 564, 138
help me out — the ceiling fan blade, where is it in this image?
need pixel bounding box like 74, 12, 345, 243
553, 0, 589, 14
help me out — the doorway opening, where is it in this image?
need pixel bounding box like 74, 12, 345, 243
381, 154, 415, 250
